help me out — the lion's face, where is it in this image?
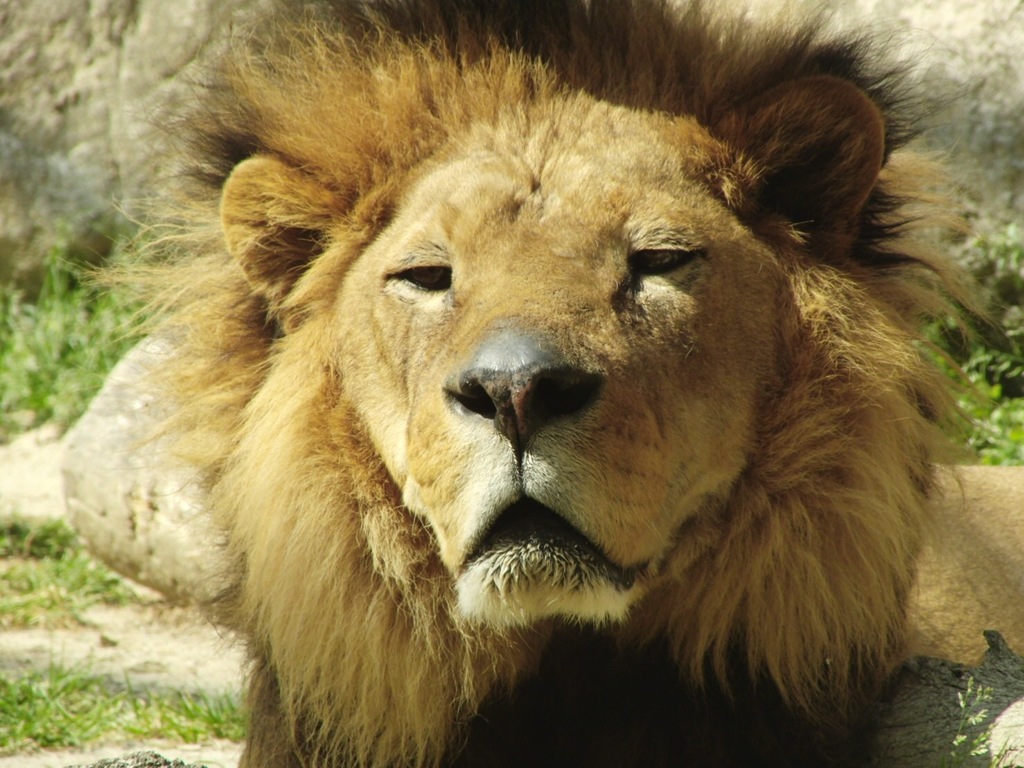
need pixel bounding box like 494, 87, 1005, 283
333, 97, 781, 626
189, 10, 966, 762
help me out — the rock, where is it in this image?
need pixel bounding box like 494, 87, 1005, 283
868, 631, 1024, 767
67, 752, 204, 768
0, 0, 269, 294
0, 128, 116, 290
61, 338, 215, 603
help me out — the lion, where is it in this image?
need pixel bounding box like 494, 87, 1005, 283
138, 0, 1023, 765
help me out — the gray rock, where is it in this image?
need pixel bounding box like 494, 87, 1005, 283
66, 752, 204, 768
869, 631, 1024, 767
0, 0, 268, 293
61, 338, 216, 603
0, 129, 115, 289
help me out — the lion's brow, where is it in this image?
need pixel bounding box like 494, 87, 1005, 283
399, 244, 450, 264
628, 225, 702, 251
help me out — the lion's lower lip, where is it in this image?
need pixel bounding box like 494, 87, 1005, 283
466, 497, 639, 589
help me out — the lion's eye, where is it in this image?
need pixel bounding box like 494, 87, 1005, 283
392, 265, 453, 292
628, 248, 704, 276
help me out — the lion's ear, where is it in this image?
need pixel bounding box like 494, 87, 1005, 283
220, 156, 337, 314
717, 75, 886, 249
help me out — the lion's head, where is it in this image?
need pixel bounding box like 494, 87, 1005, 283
147, 0, 970, 764
327, 98, 784, 627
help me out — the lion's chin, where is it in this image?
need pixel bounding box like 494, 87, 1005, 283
455, 498, 642, 627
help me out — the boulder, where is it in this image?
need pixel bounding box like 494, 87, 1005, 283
68, 752, 204, 768
0, 0, 268, 293
61, 338, 214, 603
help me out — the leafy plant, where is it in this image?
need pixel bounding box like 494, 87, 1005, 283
931, 225, 1024, 465
941, 677, 994, 768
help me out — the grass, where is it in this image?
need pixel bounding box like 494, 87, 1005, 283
0, 239, 142, 441
0, 519, 137, 629
941, 677, 994, 768
938, 676, 1024, 768
0, 518, 78, 559
0, 518, 246, 753
0, 662, 245, 756
0, 551, 137, 629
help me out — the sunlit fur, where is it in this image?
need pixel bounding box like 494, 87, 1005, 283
135, 0, 980, 765
456, 546, 636, 627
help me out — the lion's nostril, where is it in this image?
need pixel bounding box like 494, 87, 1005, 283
447, 331, 603, 449
450, 381, 498, 420
533, 372, 602, 421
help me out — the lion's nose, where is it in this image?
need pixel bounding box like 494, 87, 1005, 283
446, 331, 602, 451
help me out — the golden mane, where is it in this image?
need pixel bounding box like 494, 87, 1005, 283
136, 1, 973, 765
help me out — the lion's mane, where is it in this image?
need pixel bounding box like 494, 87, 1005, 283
140, 0, 972, 765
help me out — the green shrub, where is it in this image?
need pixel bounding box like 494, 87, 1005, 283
932, 224, 1024, 465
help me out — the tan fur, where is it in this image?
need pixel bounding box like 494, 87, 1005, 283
913, 465, 1024, 662
136, 1, 1021, 765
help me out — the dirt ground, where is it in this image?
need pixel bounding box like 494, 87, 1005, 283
0, 428, 244, 768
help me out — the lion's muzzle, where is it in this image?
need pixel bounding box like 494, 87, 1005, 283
442, 329, 648, 625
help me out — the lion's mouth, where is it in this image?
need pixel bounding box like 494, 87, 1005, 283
464, 497, 640, 590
